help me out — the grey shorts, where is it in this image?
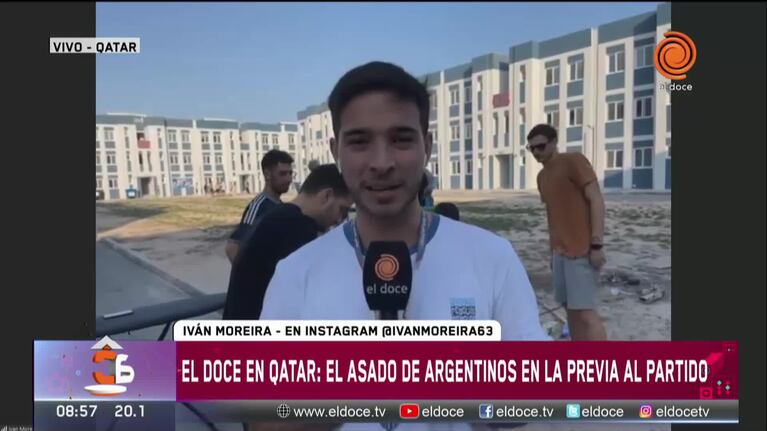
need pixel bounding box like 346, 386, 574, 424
552, 253, 599, 310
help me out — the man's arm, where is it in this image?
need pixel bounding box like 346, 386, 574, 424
570, 153, 606, 269
225, 240, 239, 263
227, 203, 254, 263
494, 244, 551, 341
583, 181, 605, 245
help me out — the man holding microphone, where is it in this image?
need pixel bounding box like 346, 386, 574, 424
258, 62, 548, 431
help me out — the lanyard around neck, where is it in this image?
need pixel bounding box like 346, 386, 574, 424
351, 209, 429, 270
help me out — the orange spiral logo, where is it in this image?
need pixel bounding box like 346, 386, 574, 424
654, 31, 697, 80
375, 254, 399, 281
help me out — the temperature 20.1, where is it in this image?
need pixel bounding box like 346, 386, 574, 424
115, 404, 145, 418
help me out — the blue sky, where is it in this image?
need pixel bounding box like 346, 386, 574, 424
97, 2, 660, 123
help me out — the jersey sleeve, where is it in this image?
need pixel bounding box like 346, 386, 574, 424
229, 204, 253, 241
493, 244, 551, 341
259, 258, 304, 319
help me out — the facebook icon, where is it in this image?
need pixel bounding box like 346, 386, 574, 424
479, 404, 494, 419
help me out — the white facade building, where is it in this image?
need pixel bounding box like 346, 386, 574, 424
97, 4, 671, 200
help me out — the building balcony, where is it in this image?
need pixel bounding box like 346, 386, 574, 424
492, 92, 511, 108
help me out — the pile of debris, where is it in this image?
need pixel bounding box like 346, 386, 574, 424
600, 270, 665, 304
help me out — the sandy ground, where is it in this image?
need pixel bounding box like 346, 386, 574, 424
96, 190, 670, 341
97, 191, 671, 431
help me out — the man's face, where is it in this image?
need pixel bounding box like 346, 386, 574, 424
527, 135, 557, 163
331, 91, 431, 219
266, 162, 294, 194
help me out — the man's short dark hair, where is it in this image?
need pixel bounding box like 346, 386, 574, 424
328, 61, 430, 138
299, 164, 349, 197
526, 123, 558, 142
434, 202, 460, 221
261, 149, 294, 171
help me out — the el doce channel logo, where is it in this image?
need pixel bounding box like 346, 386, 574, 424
84, 336, 136, 396
655, 31, 697, 92
367, 254, 408, 294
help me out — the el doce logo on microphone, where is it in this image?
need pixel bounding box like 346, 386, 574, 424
375, 254, 399, 281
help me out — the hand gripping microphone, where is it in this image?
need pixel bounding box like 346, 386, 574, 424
362, 241, 412, 320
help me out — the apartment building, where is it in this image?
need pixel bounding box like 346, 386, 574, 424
97, 4, 671, 200
292, 3, 671, 192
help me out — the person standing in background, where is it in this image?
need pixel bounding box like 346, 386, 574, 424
225, 149, 294, 263
527, 123, 608, 341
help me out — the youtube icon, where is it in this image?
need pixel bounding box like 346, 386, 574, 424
399, 403, 419, 419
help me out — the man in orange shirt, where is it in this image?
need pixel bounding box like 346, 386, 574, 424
527, 123, 608, 341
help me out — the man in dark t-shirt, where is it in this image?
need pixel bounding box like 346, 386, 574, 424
223, 164, 352, 320
226, 150, 295, 263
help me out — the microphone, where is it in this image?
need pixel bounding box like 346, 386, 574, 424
362, 241, 412, 320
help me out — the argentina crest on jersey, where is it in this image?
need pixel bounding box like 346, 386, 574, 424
449, 297, 476, 320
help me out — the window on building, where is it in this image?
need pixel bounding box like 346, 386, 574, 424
477, 76, 483, 92
568, 106, 583, 126
520, 150, 526, 166
108, 177, 118, 189
203, 154, 211, 165
170, 153, 179, 164
215, 153, 223, 165
430, 92, 438, 110
635, 96, 654, 118
635, 45, 654, 68
464, 85, 472, 104
450, 123, 460, 140
634, 147, 653, 168
430, 126, 438, 142
504, 111, 510, 135
450, 86, 459, 106
466, 159, 473, 173
493, 114, 499, 136
606, 149, 624, 168
201, 132, 210, 143
104, 128, 114, 141
106, 152, 116, 165
608, 50, 625, 73
96, 151, 101, 165
288, 134, 295, 145
181, 153, 190, 165
272, 134, 279, 145
246, 153, 251, 170
607, 101, 625, 121
464, 122, 472, 140
477, 117, 483, 132
519, 108, 526, 125
569, 60, 584, 81
181, 130, 190, 143
96, 177, 103, 190
451, 160, 461, 175
96, 127, 100, 140
546, 110, 560, 129
545, 65, 560, 86
240, 154, 245, 170
433, 162, 439, 176
126, 152, 131, 172
213, 132, 221, 143
519, 65, 526, 82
